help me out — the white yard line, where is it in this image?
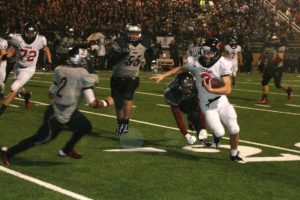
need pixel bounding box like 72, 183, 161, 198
286, 104, 300, 108
0, 166, 93, 200
3, 83, 300, 198
9, 104, 20, 108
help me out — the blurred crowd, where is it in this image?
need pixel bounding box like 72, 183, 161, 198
0, 0, 299, 72
0, 0, 298, 43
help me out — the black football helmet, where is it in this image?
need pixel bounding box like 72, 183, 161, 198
199, 38, 221, 68
176, 71, 195, 94
22, 23, 37, 44
125, 23, 142, 43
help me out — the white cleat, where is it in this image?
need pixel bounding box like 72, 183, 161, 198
185, 134, 197, 145
198, 129, 208, 140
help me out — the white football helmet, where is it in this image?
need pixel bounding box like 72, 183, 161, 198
125, 23, 142, 41
67, 46, 90, 67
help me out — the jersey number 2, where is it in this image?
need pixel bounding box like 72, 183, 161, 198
56, 77, 67, 97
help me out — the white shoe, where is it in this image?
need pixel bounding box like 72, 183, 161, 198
198, 129, 208, 140
185, 134, 197, 145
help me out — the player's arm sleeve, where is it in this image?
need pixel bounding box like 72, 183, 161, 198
107, 38, 129, 66
83, 88, 96, 105
171, 106, 188, 135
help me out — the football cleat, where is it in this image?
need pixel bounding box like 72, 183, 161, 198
257, 99, 268, 105
59, 149, 82, 159
211, 135, 220, 149
24, 92, 32, 109
230, 152, 246, 164
115, 123, 128, 136
287, 88, 293, 100
185, 134, 197, 145
1, 147, 10, 166
198, 129, 208, 140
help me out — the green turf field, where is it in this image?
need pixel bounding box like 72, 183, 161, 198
1, 70, 300, 200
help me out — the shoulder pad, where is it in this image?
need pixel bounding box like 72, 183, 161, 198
140, 37, 152, 48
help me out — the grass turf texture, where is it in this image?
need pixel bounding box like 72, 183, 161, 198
1, 71, 300, 200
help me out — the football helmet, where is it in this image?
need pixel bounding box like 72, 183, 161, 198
229, 37, 237, 48
266, 32, 280, 46
176, 71, 195, 94
67, 27, 75, 37
199, 38, 221, 68
22, 23, 37, 44
125, 23, 142, 42
67, 45, 90, 67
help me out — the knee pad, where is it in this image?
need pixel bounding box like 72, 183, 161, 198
213, 128, 225, 138
229, 123, 240, 135
11, 81, 22, 92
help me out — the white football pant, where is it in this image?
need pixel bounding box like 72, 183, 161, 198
200, 96, 240, 138
11, 67, 35, 92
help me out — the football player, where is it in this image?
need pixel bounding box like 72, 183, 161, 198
0, 34, 8, 99
257, 32, 292, 104
151, 38, 245, 163
108, 23, 153, 136
1, 46, 114, 166
224, 37, 242, 87
56, 27, 76, 65
164, 71, 210, 145
0, 23, 53, 116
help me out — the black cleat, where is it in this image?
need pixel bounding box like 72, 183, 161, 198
211, 135, 221, 148
230, 152, 246, 164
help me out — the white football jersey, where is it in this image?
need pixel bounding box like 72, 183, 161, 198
184, 56, 232, 105
224, 45, 242, 62
10, 33, 47, 68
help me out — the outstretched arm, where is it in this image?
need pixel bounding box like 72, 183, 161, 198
149, 66, 183, 83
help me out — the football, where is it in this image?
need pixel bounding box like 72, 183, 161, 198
203, 78, 225, 88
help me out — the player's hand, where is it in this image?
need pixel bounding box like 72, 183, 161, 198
149, 74, 165, 83
203, 78, 212, 92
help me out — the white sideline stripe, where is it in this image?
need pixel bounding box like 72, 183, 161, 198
156, 104, 170, 107
254, 104, 271, 107
286, 104, 300, 108
10, 104, 20, 108
234, 105, 300, 116
0, 166, 93, 200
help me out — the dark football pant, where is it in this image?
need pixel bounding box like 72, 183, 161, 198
261, 67, 284, 88
7, 105, 92, 157
110, 76, 139, 110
